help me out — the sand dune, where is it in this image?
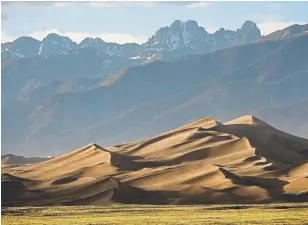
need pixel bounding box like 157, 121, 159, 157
2, 115, 308, 206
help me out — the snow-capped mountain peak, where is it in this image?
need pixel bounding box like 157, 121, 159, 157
144, 20, 209, 51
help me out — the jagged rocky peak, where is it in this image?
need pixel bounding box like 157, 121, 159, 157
39, 33, 78, 56
241, 20, 258, 29
144, 20, 209, 50
169, 20, 199, 28
1, 36, 41, 58
113, 43, 140, 58
169, 20, 203, 33
170, 19, 182, 30
213, 28, 226, 35
79, 37, 105, 45
149, 26, 169, 44
236, 20, 261, 42
45, 33, 71, 41
79, 37, 106, 49
211, 28, 237, 48
78, 37, 140, 58
185, 20, 200, 28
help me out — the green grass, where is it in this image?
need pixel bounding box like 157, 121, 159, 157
2, 203, 308, 225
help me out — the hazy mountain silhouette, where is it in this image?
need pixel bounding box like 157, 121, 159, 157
2, 33, 308, 156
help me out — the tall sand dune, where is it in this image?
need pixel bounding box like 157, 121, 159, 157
2, 115, 308, 206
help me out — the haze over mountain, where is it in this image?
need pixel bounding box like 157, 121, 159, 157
1, 20, 308, 156
2, 116, 308, 206
2, 154, 51, 166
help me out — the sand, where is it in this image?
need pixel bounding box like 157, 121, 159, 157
2, 115, 308, 206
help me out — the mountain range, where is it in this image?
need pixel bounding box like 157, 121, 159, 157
2, 154, 52, 166
3, 20, 307, 61
1, 19, 308, 156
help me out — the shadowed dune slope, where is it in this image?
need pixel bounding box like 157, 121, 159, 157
2, 115, 308, 206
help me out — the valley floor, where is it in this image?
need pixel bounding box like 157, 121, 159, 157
2, 203, 308, 225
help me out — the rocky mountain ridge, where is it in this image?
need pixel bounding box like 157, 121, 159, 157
5, 20, 305, 60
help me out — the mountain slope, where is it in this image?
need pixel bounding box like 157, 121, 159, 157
2, 34, 308, 156
1, 48, 140, 104
262, 23, 308, 41
253, 98, 308, 138
1, 154, 52, 165
2, 115, 308, 206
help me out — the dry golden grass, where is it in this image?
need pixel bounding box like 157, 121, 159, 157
2, 203, 308, 225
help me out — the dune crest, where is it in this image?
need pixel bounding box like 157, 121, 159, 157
224, 115, 269, 126
2, 115, 308, 206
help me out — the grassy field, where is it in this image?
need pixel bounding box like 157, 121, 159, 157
2, 203, 308, 225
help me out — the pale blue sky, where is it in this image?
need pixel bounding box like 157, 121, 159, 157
1, 1, 308, 44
